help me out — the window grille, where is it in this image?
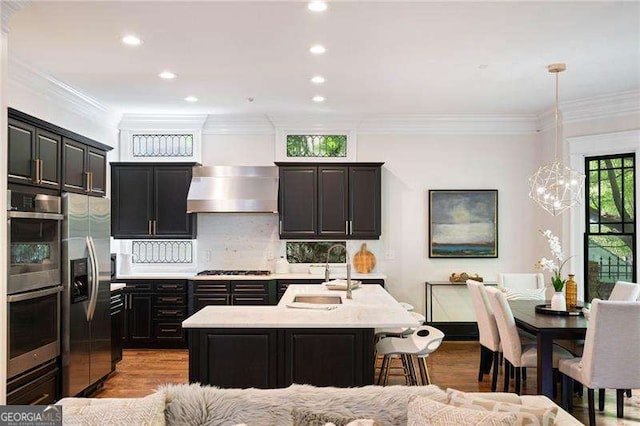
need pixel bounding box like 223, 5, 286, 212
131, 240, 193, 264
132, 134, 194, 157
286, 135, 347, 158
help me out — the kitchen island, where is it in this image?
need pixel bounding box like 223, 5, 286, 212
182, 284, 419, 389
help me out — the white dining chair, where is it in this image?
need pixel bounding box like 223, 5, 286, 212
376, 325, 445, 386
608, 281, 640, 301
497, 273, 547, 300
467, 279, 501, 391
559, 299, 640, 426
486, 287, 573, 395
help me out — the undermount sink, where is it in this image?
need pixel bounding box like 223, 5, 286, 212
293, 295, 343, 304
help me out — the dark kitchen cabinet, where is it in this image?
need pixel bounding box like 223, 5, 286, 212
110, 289, 124, 370
278, 166, 317, 238
127, 293, 154, 343
8, 118, 61, 190
189, 328, 374, 389
188, 280, 276, 314
8, 109, 111, 194
111, 163, 196, 239
276, 163, 383, 240
122, 280, 188, 348
6, 359, 59, 405
62, 138, 108, 196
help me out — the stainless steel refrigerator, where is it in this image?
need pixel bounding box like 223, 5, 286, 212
61, 193, 112, 397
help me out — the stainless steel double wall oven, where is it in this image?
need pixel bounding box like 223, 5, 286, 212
7, 190, 63, 379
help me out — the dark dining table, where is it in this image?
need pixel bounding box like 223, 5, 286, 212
509, 300, 589, 399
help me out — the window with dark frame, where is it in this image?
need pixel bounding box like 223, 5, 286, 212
584, 153, 636, 301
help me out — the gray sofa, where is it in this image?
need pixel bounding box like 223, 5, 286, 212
58, 383, 583, 425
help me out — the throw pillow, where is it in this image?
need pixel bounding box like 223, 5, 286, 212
502, 287, 546, 301
407, 396, 518, 426
446, 389, 557, 426
291, 408, 356, 426
62, 392, 166, 426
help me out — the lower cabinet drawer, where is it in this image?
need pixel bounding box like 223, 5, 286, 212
232, 294, 268, 305
154, 322, 184, 340
154, 306, 186, 319
154, 294, 186, 305
7, 364, 58, 405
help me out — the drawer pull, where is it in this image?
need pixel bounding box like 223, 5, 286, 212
159, 310, 181, 315
29, 393, 50, 405
160, 329, 177, 333
235, 297, 264, 302
160, 297, 181, 302
160, 285, 179, 290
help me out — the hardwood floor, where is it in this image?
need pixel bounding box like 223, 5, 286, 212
95, 343, 640, 425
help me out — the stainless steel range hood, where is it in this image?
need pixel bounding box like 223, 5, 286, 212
187, 166, 279, 213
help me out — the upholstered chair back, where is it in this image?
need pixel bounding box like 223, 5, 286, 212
486, 287, 522, 367
498, 273, 549, 300
497, 273, 545, 290
467, 280, 500, 352
580, 299, 640, 389
608, 281, 640, 301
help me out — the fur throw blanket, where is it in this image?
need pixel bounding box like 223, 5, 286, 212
159, 383, 448, 426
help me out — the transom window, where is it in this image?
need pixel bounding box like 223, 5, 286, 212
584, 153, 636, 301
286, 134, 347, 158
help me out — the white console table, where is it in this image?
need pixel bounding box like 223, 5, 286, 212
425, 281, 497, 340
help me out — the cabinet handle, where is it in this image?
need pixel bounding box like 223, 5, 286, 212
29, 393, 50, 405
160, 328, 177, 333
160, 310, 180, 315
38, 159, 43, 183
129, 293, 133, 309
349, 220, 353, 235
161, 297, 181, 302
33, 159, 40, 183
279, 220, 282, 234
148, 220, 153, 235
89, 172, 93, 192
153, 220, 157, 235
85, 172, 91, 192
123, 293, 128, 310
345, 221, 349, 234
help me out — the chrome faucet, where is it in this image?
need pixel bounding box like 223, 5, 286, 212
325, 243, 352, 299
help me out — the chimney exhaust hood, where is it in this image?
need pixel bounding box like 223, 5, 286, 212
187, 166, 279, 213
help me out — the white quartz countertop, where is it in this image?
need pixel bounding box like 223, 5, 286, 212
182, 284, 418, 329
116, 272, 386, 281
110, 283, 126, 291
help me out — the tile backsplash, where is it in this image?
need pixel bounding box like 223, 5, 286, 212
196, 213, 280, 271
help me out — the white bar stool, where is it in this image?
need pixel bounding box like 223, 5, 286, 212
376, 326, 445, 386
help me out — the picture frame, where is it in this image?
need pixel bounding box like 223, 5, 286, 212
428, 189, 498, 258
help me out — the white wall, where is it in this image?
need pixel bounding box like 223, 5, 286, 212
357, 133, 543, 313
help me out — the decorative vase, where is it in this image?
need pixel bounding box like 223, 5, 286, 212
565, 274, 577, 309
551, 291, 567, 311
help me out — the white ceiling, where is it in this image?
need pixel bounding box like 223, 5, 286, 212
8, 1, 640, 116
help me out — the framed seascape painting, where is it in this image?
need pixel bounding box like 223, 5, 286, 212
428, 189, 498, 258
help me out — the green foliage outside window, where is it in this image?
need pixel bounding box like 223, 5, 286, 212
286, 135, 347, 158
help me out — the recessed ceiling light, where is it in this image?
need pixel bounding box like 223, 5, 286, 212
310, 44, 326, 55
308, 1, 328, 12
312, 95, 325, 103
184, 96, 198, 103
159, 71, 176, 80
121, 35, 142, 46
311, 75, 326, 84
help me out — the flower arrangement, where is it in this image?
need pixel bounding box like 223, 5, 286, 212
536, 230, 572, 292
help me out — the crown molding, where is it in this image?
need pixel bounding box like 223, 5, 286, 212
1, 1, 27, 34
268, 114, 365, 131
203, 114, 274, 134
537, 90, 640, 132
357, 114, 539, 135
8, 56, 121, 130
119, 113, 208, 131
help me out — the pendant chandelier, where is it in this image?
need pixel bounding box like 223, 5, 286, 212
528, 63, 585, 216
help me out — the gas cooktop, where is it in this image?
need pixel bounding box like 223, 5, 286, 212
196, 270, 271, 276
